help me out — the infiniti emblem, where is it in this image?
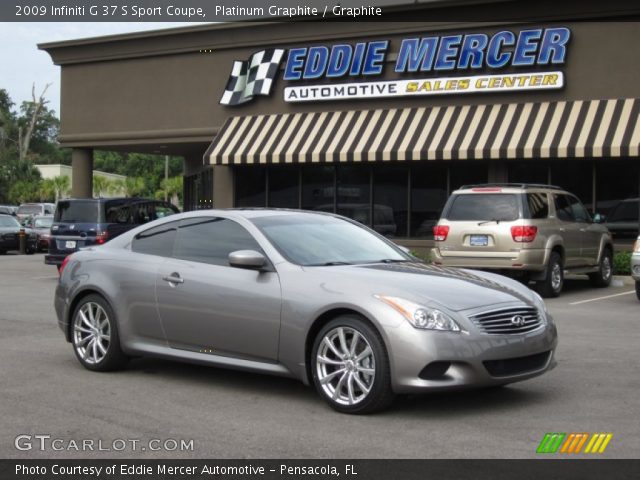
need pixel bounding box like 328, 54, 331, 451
511, 315, 526, 327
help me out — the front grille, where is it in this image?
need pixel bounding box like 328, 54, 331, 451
469, 306, 542, 334
483, 351, 551, 377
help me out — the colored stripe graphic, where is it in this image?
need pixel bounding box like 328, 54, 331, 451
537, 433, 566, 453
537, 433, 613, 454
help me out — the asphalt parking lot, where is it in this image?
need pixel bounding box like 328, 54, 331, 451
1, 253, 638, 459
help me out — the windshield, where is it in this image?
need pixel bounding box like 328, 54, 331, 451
54, 201, 101, 223
17, 205, 42, 215
0, 216, 19, 228
34, 218, 53, 228
445, 194, 519, 221
251, 214, 408, 266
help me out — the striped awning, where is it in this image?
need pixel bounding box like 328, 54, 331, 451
204, 98, 640, 164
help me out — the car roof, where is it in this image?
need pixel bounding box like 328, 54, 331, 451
177, 208, 338, 220
454, 183, 569, 194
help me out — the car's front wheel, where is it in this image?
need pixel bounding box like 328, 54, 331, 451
71, 294, 128, 371
311, 316, 394, 414
589, 249, 613, 288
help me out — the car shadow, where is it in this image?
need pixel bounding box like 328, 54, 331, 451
124, 357, 553, 416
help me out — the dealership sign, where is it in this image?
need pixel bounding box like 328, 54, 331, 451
220, 27, 570, 106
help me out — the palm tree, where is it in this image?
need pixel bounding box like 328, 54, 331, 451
159, 176, 183, 206
123, 177, 146, 197
48, 175, 70, 202
92, 174, 111, 197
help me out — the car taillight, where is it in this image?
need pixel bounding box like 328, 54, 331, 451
59, 255, 72, 277
511, 226, 538, 242
95, 231, 108, 245
433, 225, 450, 242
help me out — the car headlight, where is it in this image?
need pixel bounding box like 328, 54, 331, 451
375, 295, 461, 332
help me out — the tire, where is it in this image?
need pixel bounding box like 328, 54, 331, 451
0, 249, 5, 255
71, 294, 128, 372
589, 249, 613, 288
311, 315, 395, 414
636, 281, 640, 301
536, 252, 564, 298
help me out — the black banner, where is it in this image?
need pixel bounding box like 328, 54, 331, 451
2, 460, 640, 480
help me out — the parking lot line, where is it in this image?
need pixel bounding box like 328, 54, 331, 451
569, 290, 635, 306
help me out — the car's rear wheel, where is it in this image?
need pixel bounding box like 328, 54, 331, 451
311, 316, 394, 414
536, 252, 564, 298
589, 249, 613, 287
71, 294, 127, 371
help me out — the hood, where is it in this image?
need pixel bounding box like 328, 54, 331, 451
311, 262, 535, 312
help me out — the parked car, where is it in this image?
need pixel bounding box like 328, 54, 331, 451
23, 215, 54, 251
55, 209, 557, 414
632, 236, 640, 301
603, 198, 639, 239
45, 197, 179, 267
431, 184, 614, 298
0, 205, 18, 216
16, 202, 55, 222
0, 214, 37, 254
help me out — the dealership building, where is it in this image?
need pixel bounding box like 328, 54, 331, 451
40, 2, 640, 249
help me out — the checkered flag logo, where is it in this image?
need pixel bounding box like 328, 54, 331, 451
220, 48, 285, 106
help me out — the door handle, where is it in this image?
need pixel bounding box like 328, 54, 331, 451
162, 274, 184, 285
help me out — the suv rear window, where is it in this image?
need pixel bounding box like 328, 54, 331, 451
54, 201, 101, 223
18, 205, 42, 215
445, 194, 519, 221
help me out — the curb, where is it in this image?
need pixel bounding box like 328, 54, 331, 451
612, 275, 635, 287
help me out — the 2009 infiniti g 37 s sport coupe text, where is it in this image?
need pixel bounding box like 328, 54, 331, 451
55, 209, 557, 414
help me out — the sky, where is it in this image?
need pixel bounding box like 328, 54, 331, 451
0, 22, 209, 115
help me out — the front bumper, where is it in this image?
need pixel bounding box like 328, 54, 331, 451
431, 247, 548, 271
385, 312, 557, 393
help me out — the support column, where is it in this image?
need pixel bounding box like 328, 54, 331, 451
213, 165, 234, 209
71, 148, 93, 198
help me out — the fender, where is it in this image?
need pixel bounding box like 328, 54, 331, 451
530, 235, 565, 281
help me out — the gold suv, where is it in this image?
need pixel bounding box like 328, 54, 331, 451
431, 184, 614, 297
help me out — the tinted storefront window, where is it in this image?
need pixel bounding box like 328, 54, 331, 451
302, 166, 334, 212
337, 166, 371, 227
449, 162, 488, 191
508, 161, 549, 184
373, 166, 408, 238
595, 160, 639, 239
235, 167, 266, 207
410, 164, 447, 238
550, 161, 593, 210
268, 167, 299, 208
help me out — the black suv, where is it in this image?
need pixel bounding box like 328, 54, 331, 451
45, 198, 179, 267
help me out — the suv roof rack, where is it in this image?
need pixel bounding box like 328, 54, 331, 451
458, 183, 565, 191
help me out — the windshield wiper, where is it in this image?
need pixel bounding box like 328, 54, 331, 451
377, 259, 411, 264
477, 218, 504, 226
307, 261, 353, 266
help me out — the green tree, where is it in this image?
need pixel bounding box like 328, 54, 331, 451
50, 175, 70, 202
93, 175, 112, 197
122, 177, 146, 197
156, 176, 183, 206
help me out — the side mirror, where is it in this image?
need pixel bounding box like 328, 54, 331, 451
228, 250, 266, 270
593, 213, 606, 224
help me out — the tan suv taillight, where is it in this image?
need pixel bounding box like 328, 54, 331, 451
433, 225, 450, 241
511, 226, 538, 242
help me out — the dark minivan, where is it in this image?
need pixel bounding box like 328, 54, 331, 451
45, 198, 179, 267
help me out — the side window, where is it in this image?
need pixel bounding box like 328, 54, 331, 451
526, 193, 549, 219
131, 221, 178, 257
106, 205, 131, 224
568, 196, 591, 223
155, 203, 177, 219
174, 217, 261, 267
553, 195, 575, 222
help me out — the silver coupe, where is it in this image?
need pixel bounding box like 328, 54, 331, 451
55, 209, 557, 414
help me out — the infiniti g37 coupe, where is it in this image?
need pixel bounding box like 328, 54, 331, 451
54, 209, 557, 414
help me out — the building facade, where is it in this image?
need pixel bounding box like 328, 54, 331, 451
40, 4, 640, 249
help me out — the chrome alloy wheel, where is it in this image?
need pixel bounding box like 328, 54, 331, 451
73, 302, 111, 365
316, 326, 375, 406
551, 263, 563, 291
602, 255, 612, 281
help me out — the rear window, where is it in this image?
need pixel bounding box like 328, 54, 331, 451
18, 205, 42, 215
54, 201, 101, 223
445, 194, 520, 221
34, 217, 53, 228
525, 193, 550, 219
0, 216, 19, 228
